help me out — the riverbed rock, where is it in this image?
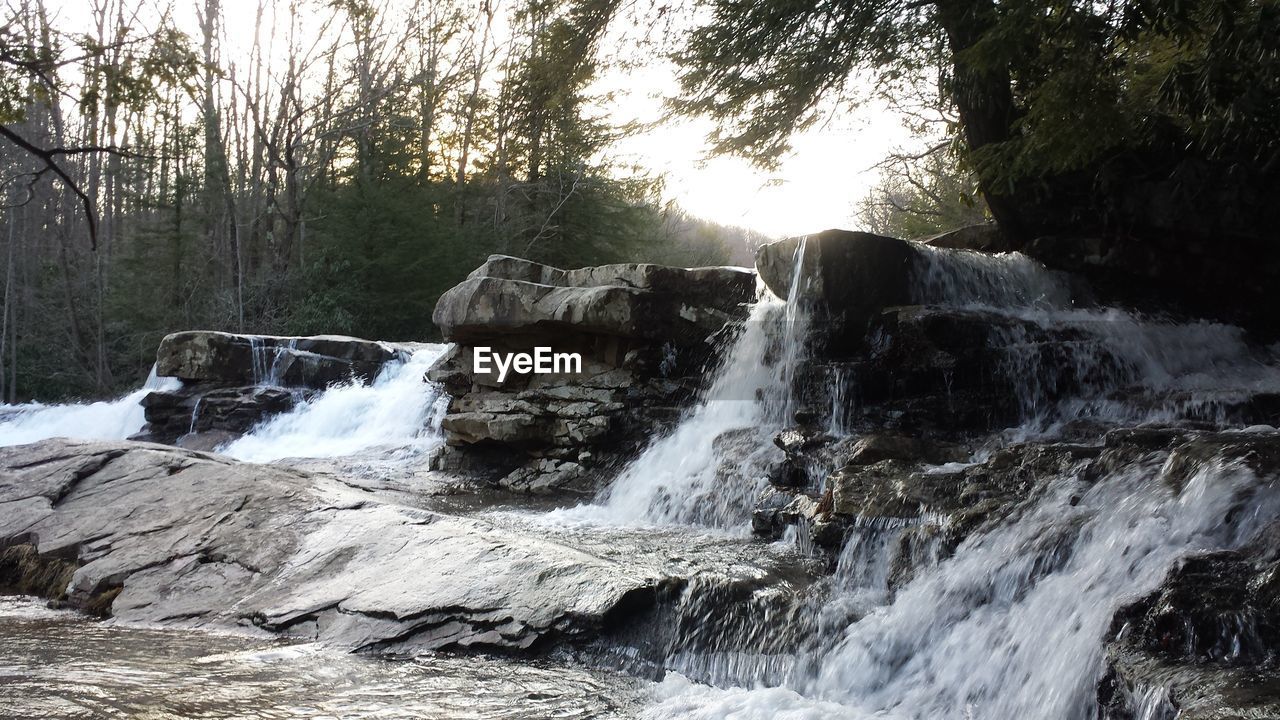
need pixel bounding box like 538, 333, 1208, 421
756, 230, 918, 353
156, 331, 403, 388
429, 255, 753, 495
1102, 499, 1280, 718
0, 439, 665, 652
135, 333, 414, 447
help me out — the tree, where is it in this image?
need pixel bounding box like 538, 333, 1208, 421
858, 147, 988, 239
668, 0, 1280, 245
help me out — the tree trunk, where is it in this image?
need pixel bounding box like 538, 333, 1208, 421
934, 0, 1030, 243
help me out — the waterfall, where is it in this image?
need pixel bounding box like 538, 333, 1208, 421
910, 244, 1077, 310
642, 453, 1280, 719
0, 366, 179, 447
249, 336, 300, 387
561, 244, 813, 529
903, 243, 1280, 430
594, 241, 1280, 718
218, 344, 450, 463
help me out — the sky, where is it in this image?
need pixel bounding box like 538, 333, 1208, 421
611, 107, 914, 238
588, 35, 917, 238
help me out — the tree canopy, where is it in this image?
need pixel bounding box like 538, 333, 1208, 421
671, 0, 1280, 243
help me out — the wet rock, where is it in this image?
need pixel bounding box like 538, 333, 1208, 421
1103, 522, 1280, 719
498, 458, 591, 495
825, 442, 1100, 540
136, 386, 300, 446
175, 430, 241, 453
843, 433, 968, 466
751, 487, 820, 538
756, 230, 917, 352
1068, 432, 1280, 720
156, 331, 402, 388
813, 305, 1128, 436
0, 439, 665, 653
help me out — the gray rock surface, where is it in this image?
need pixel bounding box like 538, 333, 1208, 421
434, 255, 755, 348
0, 439, 663, 652
157, 331, 402, 388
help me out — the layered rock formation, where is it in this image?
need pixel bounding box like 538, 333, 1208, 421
428, 254, 755, 494
136, 331, 408, 448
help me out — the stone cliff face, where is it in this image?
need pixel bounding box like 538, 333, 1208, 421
427, 254, 755, 494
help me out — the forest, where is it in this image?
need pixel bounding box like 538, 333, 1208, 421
2, 0, 1277, 400
0, 0, 765, 401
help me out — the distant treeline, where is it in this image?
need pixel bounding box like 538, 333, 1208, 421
0, 0, 765, 401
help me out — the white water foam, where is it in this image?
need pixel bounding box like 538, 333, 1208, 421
645, 450, 1279, 719
910, 243, 1076, 310
218, 344, 450, 463
551, 241, 813, 529
908, 242, 1280, 429
0, 366, 180, 447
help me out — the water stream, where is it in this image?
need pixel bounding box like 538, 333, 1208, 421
219, 344, 450, 463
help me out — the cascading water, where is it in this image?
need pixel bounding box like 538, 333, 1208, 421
907, 244, 1280, 431
249, 336, 300, 387
910, 243, 1077, 310
587, 240, 1280, 719
641, 453, 1280, 720
218, 344, 450, 463
562, 241, 814, 529
0, 366, 179, 447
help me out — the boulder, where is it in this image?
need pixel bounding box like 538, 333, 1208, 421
756, 230, 918, 352
434, 255, 755, 349
156, 331, 403, 388
429, 255, 752, 495
0, 439, 665, 652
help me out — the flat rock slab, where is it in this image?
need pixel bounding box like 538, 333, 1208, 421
0, 439, 661, 652
433, 255, 755, 347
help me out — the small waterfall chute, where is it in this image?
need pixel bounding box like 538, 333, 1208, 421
561, 241, 815, 529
